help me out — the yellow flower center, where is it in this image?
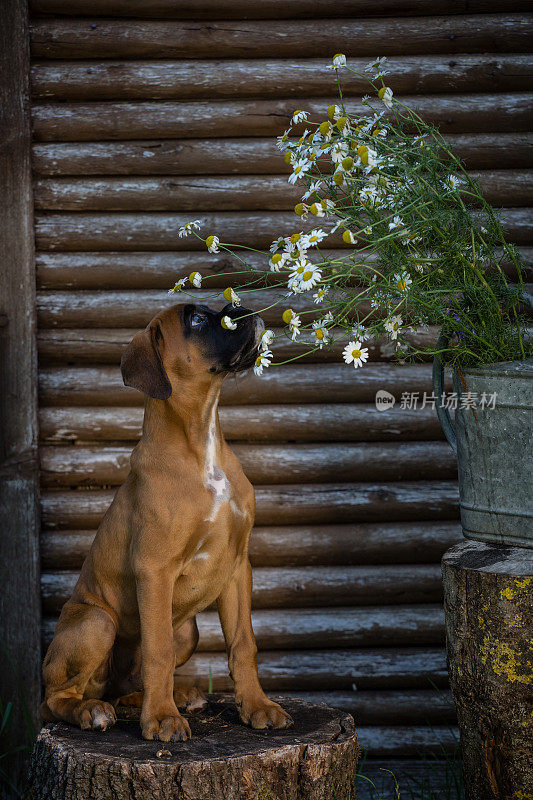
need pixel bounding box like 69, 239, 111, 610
255, 356, 262, 366
393, 322, 400, 330
282, 309, 294, 324
397, 280, 407, 291
296, 265, 305, 274
352, 349, 361, 359
315, 328, 324, 340
271, 253, 282, 264
291, 233, 301, 243
302, 271, 313, 281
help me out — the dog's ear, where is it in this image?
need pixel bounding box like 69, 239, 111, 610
120, 320, 172, 400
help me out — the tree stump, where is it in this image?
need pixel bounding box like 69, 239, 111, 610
442, 540, 533, 800
27, 695, 359, 800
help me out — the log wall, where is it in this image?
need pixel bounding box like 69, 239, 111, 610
30, 0, 532, 757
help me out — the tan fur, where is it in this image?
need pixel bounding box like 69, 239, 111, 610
41, 305, 292, 741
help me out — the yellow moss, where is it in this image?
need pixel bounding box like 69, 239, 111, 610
514, 577, 531, 589
512, 614, 525, 627
512, 791, 533, 799
480, 636, 533, 685
500, 586, 516, 600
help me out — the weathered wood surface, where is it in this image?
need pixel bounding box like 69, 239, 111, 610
33, 208, 532, 251
28, 0, 533, 19
27, 697, 359, 800
30, 15, 532, 59
32, 133, 533, 176
442, 540, 533, 800
39, 441, 457, 486
41, 482, 459, 528
41, 603, 446, 650
40, 522, 460, 570
35, 248, 533, 290
37, 328, 444, 364
38, 404, 445, 441
31, 93, 533, 141
284, 690, 456, 725
41, 564, 444, 614
30, 55, 533, 100
33, 170, 533, 210
0, 0, 42, 774
37, 362, 440, 405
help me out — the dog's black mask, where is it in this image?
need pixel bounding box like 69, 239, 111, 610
183, 303, 263, 374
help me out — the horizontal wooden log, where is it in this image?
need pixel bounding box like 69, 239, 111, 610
33, 207, 533, 253
36, 327, 444, 365
41, 603, 445, 651
31, 93, 533, 142
41, 563, 444, 615
28, 0, 533, 20
38, 363, 438, 406
41, 482, 459, 528
35, 247, 533, 290
30, 15, 532, 59
38, 403, 445, 442
30, 55, 533, 101
35, 288, 346, 328
33, 170, 533, 211
40, 521, 461, 570
356, 725, 459, 757
39, 441, 457, 487
32, 133, 533, 176
282, 690, 456, 725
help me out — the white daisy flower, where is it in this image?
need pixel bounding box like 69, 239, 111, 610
351, 324, 366, 340
388, 215, 404, 231
393, 272, 412, 292
331, 217, 349, 234
178, 219, 201, 237
291, 110, 309, 125
365, 56, 388, 74
260, 329, 275, 351
299, 267, 322, 291
282, 308, 302, 340
330, 53, 347, 69
327, 103, 343, 121
288, 158, 312, 184
269, 251, 290, 271
188, 271, 202, 288
444, 174, 463, 191
309, 202, 325, 217
378, 86, 394, 109
168, 277, 187, 294
384, 315, 403, 339
222, 287, 241, 306
270, 236, 287, 253
313, 286, 329, 304
342, 341, 369, 368
359, 185, 379, 206
331, 141, 350, 165
312, 319, 331, 348
221, 315, 237, 330
302, 228, 328, 248
276, 130, 291, 150
342, 230, 357, 245
205, 235, 220, 253
254, 349, 273, 376
302, 180, 323, 201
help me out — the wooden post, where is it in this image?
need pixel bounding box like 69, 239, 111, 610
442, 540, 533, 799
0, 0, 42, 785
28, 695, 359, 800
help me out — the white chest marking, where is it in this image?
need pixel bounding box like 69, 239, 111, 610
204, 407, 230, 522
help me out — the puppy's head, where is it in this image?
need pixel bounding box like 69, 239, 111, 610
120, 303, 264, 400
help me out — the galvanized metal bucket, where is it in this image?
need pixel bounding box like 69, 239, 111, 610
433, 341, 533, 549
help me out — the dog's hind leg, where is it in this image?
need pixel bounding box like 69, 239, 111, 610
115, 617, 207, 712
41, 601, 117, 731
173, 616, 208, 711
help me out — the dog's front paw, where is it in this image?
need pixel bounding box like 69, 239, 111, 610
77, 699, 116, 732
237, 694, 294, 730
141, 710, 191, 742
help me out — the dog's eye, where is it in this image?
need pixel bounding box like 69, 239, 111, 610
190, 312, 205, 327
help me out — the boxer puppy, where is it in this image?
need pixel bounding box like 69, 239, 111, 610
41, 302, 292, 741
